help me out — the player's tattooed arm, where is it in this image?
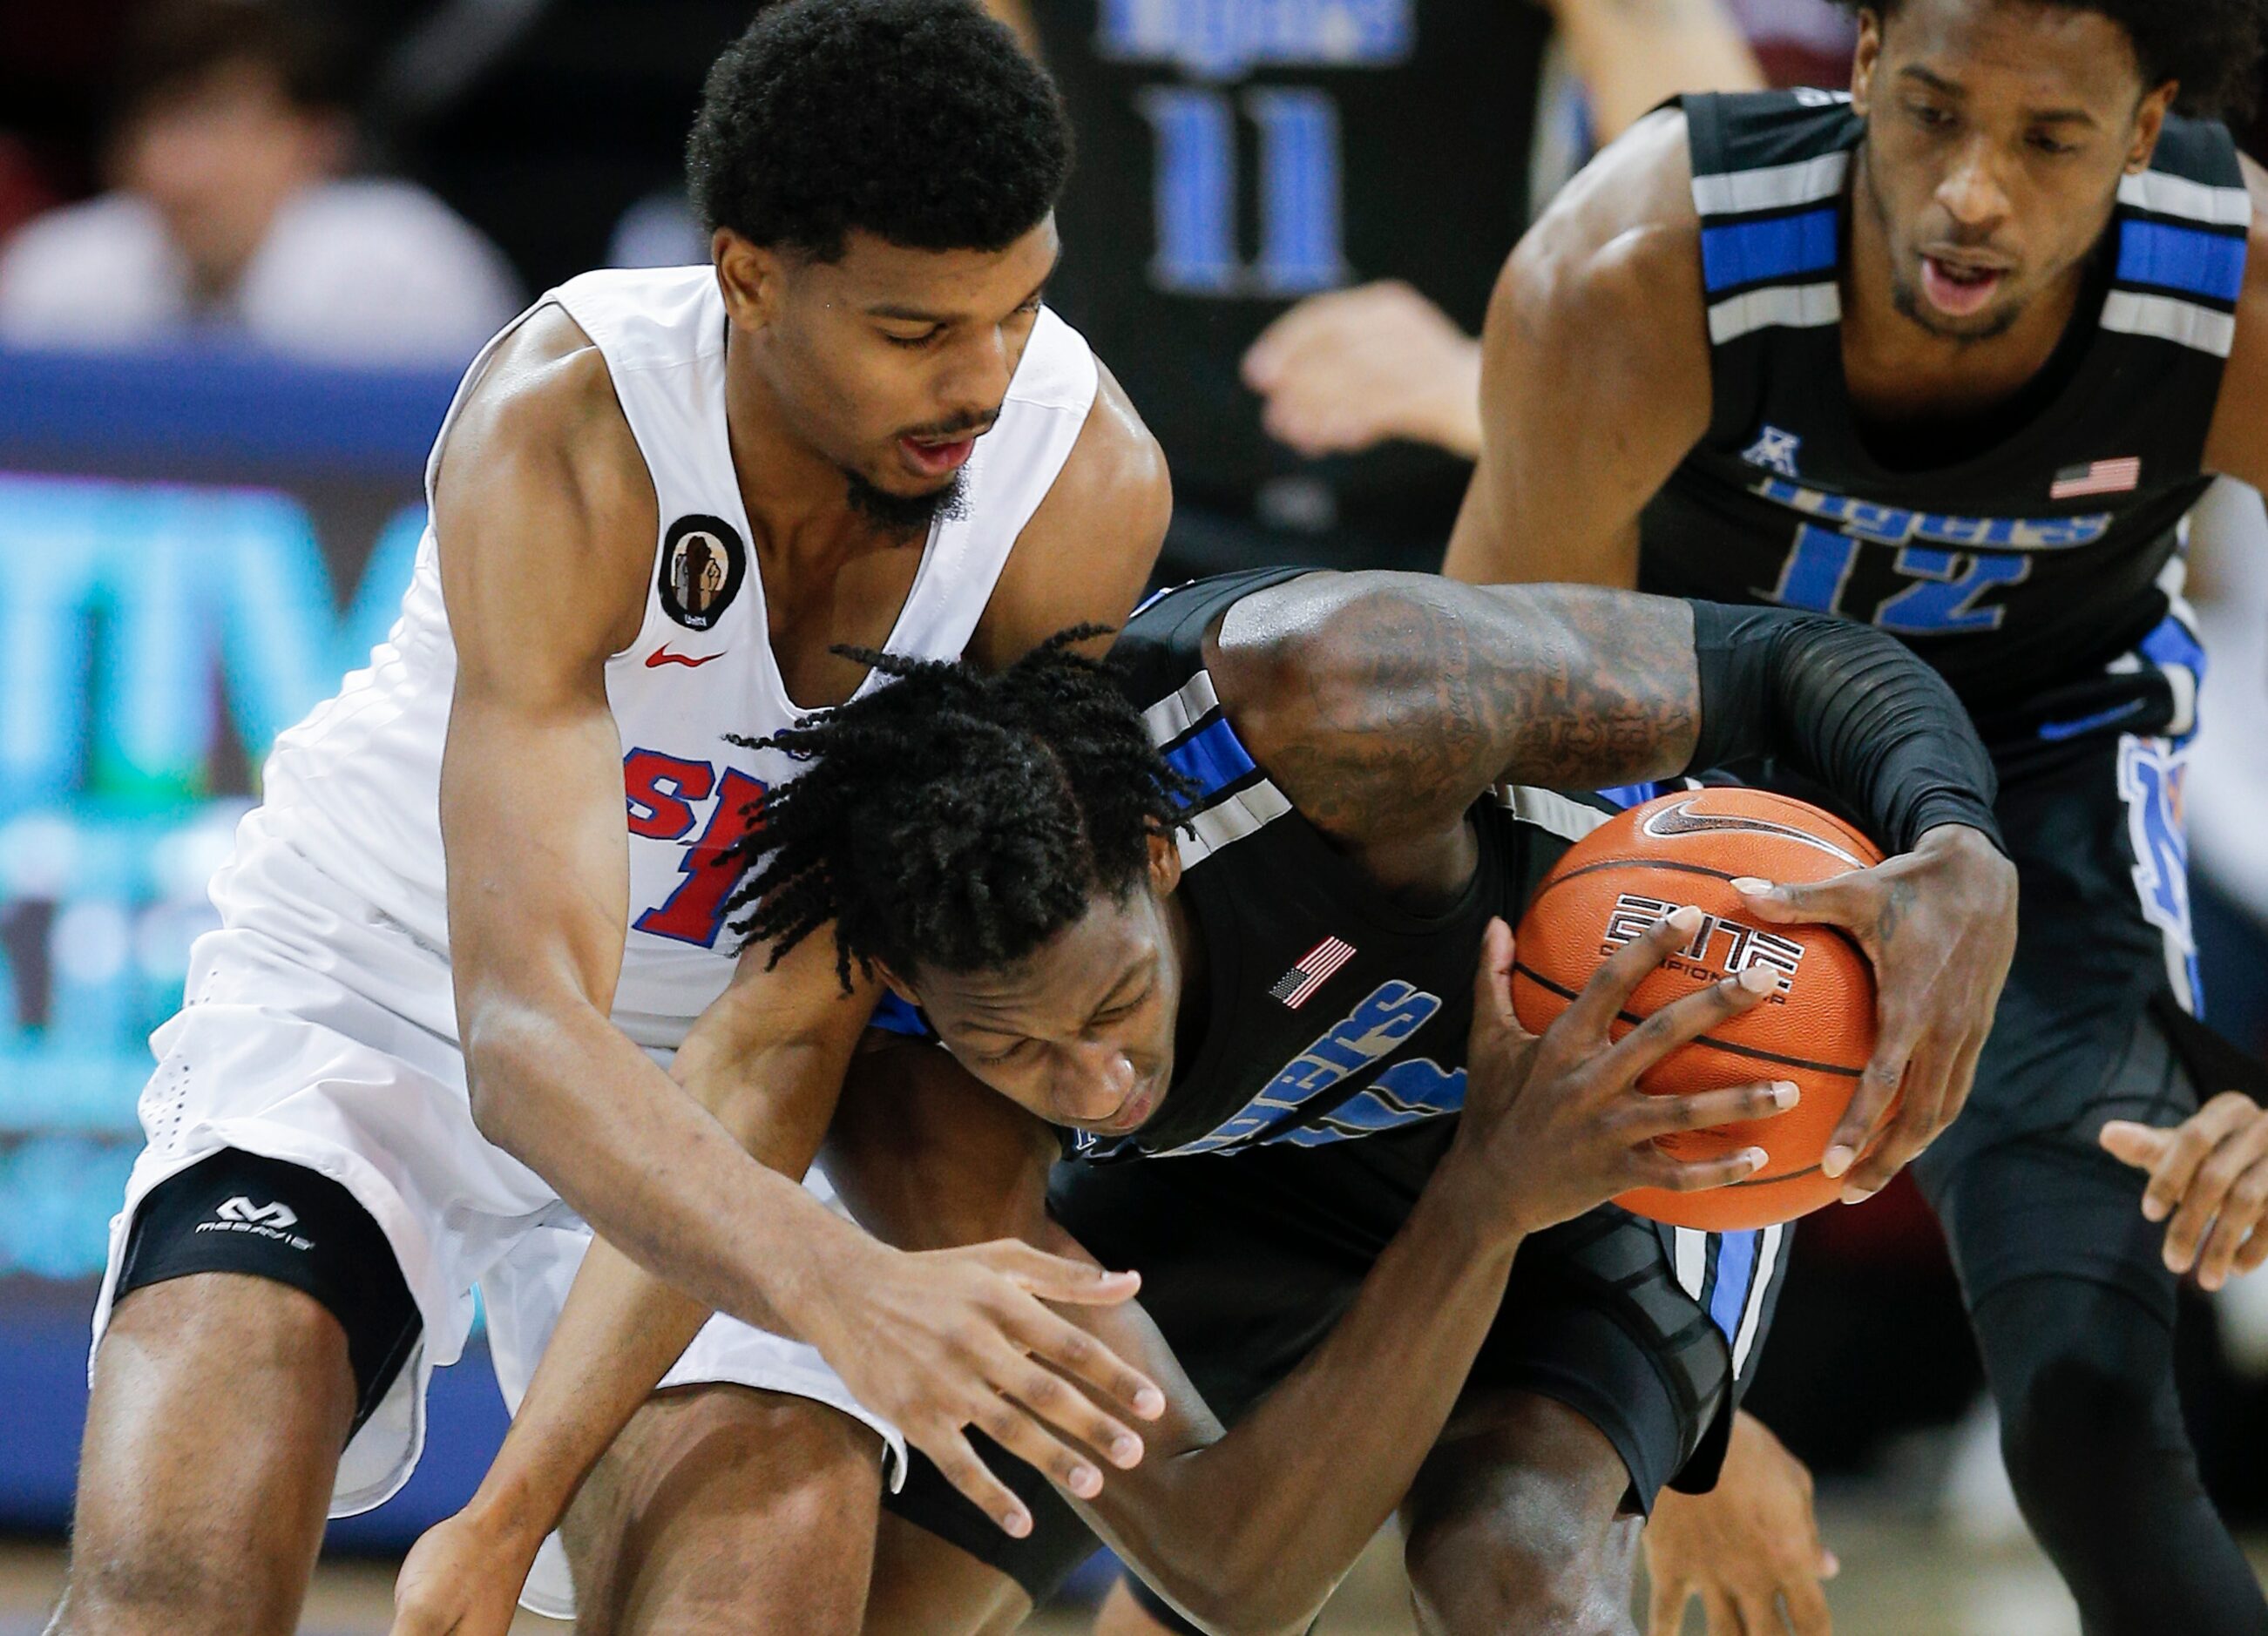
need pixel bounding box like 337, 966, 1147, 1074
1215, 570, 2019, 1200
1208, 571, 1703, 846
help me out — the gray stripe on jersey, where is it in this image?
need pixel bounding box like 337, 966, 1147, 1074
1733, 1222, 1784, 1375
1708, 281, 1842, 345
1177, 780, 1294, 867
1143, 669, 1221, 750
1689, 151, 1850, 220
2102, 290, 2238, 358
1494, 785, 1617, 843
2118, 170, 2253, 229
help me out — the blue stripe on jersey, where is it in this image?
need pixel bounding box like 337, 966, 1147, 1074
1164, 713, 1258, 803
1594, 782, 1669, 811
1700, 208, 1838, 294
2039, 699, 2149, 742
870, 992, 933, 1038
1707, 1229, 1760, 1344
2117, 220, 2247, 304
2140, 612, 2209, 681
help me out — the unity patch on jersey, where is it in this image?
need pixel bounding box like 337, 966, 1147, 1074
658, 514, 747, 632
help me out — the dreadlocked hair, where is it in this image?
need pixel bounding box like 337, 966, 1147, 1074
1838, 0, 2268, 121
724, 628, 1196, 990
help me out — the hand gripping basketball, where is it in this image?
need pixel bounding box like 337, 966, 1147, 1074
1448, 913, 1796, 1240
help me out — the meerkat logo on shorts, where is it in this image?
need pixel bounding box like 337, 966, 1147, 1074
658, 516, 747, 632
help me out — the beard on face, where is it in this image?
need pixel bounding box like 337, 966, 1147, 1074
843, 466, 972, 539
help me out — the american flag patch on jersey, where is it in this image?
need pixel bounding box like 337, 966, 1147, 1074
1270, 936, 1357, 1009
2051, 457, 2142, 499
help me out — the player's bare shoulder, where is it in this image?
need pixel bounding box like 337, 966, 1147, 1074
971, 358, 1170, 668
433, 304, 660, 666
1492, 106, 1704, 373
2204, 152, 2268, 486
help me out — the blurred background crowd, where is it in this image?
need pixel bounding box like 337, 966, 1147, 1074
1, 0, 2265, 1629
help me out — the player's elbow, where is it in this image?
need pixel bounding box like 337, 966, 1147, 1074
459, 1004, 556, 1163
1151, 1559, 1328, 1636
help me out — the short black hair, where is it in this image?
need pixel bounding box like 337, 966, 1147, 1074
117, 0, 352, 123
1841, 0, 2268, 121
686, 0, 1072, 260
725, 632, 1193, 989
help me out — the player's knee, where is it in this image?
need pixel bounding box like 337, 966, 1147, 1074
1998, 1338, 2169, 1519
63, 1277, 349, 1635
55, 1539, 297, 1636
1403, 1476, 1633, 1636
104, 1269, 348, 1382
565, 1387, 882, 1636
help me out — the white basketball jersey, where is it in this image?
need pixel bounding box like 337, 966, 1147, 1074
213, 266, 1099, 1049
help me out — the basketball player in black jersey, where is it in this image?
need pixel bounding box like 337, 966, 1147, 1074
393, 569, 2014, 1636
1448, 2, 2268, 1629
978, 0, 1764, 592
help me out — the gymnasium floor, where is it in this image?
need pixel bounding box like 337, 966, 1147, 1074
3, 1504, 2262, 1635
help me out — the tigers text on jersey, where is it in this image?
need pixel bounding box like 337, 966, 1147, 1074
215, 265, 1098, 1050
1078, 569, 1620, 1167
1642, 91, 2244, 733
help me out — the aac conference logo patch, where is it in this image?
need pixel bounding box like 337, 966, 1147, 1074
659, 515, 747, 632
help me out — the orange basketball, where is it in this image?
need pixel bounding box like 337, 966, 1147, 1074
1509, 788, 1887, 1231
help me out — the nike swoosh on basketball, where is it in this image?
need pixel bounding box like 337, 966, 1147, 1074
1640, 798, 1865, 869
646, 647, 721, 669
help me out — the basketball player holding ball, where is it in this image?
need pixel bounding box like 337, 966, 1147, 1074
1448, 2, 2268, 1627
395, 567, 2014, 1636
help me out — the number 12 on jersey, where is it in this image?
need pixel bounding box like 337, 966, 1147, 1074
1764, 524, 2033, 635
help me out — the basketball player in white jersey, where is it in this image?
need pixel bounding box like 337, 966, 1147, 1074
49, 5, 1173, 1633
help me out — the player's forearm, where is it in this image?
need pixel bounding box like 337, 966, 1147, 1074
1083, 1179, 1520, 1636
464, 998, 868, 1341
463, 963, 876, 1558
458, 1234, 714, 1558
1546, 0, 1763, 144
1682, 602, 2006, 855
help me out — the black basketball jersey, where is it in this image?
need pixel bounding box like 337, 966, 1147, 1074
1077, 568, 1619, 1165
1025, 1, 1547, 539
1639, 91, 2246, 725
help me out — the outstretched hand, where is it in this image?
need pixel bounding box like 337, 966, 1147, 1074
798, 1236, 1168, 1538
2102, 1093, 2268, 1290
1241, 280, 1483, 459
1734, 822, 2017, 1201
1644, 1411, 1838, 1636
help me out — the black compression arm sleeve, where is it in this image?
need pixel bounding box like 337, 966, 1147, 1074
1685, 602, 2006, 856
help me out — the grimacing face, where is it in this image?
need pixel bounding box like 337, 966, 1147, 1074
720, 218, 1060, 503
1852, 0, 2174, 341
886, 838, 1188, 1137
